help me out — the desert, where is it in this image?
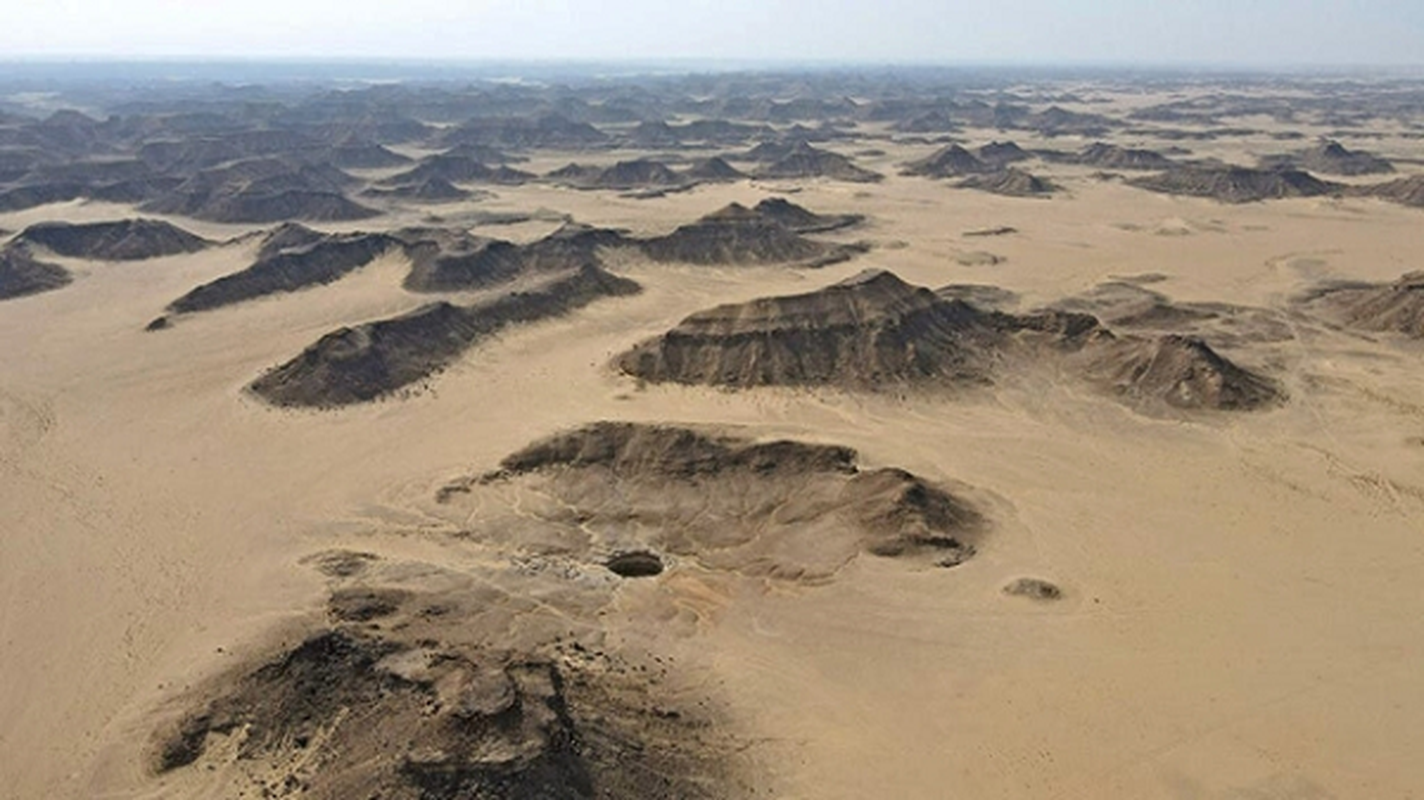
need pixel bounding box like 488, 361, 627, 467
2, 61, 1424, 800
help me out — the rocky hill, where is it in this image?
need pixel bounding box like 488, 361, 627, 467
1130, 165, 1340, 202
0, 244, 71, 300
251, 266, 640, 407
17, 218, 210, 260
638, 203, 864, 266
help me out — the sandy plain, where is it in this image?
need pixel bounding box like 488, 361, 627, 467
3, 96, 1424, 799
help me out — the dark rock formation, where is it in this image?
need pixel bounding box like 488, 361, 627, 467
0, 244, 72, 300
152, 607, 734, 799
547, 159, 685, 190
492, 421, 983, 568
403, 223, 629, 293
956, 168, 1057, 197
976, 141, 1033, 167
683, 156, 747, 182
639, 203, 863, 267
750, 197, 863, 233
616, 270, 1097, 389
1297, 271, 1424, 337
1084, 334, 1283, 410
17, 218, 210, 260
167, 229, 397, 314
753, 142, 881, 183
250, 266, 640, 407
142, 159, 379, 223
618, 269, 1282, 412
1072, 142, 1176, 170
1260, 140, 1394, 176
1129, 166, 1340, 203
324, 139, 412, 170
901, 144, 992, 178
1359, 175, 1424, 208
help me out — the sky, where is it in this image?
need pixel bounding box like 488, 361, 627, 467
2, 0, 1422, 67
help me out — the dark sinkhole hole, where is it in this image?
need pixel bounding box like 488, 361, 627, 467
605, 551, 665, 578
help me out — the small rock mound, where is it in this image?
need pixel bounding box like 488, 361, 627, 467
255, 221, 327, 258
753, 142, 882, 183
751, 197, 863, 233
1129, 166, 1340, 203
901, 144, 991, 178
638, 203, 862, 267
957, 168, 1057, 197
976, 141, 1033, 167
1297, 271, 1424, 337
561, 159, 686, 190
1261, 140, 1394, 176
251, 266, 641, 408
1085, 334, 1283, 410
736, 139, 808, 163
403, 223, 629, 293
327, 587, 411, 622
1073, 142, 1175, 170
0, 244, 71, 300
1003, 577, 1062, 600
17, 218, 210, 261
684, 156, 746, 182
1359, 175, 1424, 208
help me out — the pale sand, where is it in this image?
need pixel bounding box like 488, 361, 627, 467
3, 123, 1424, 798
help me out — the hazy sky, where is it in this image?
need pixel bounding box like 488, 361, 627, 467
3, 0, 1422, 67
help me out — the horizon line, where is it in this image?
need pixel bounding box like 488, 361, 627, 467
1, 55, 1422, 74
